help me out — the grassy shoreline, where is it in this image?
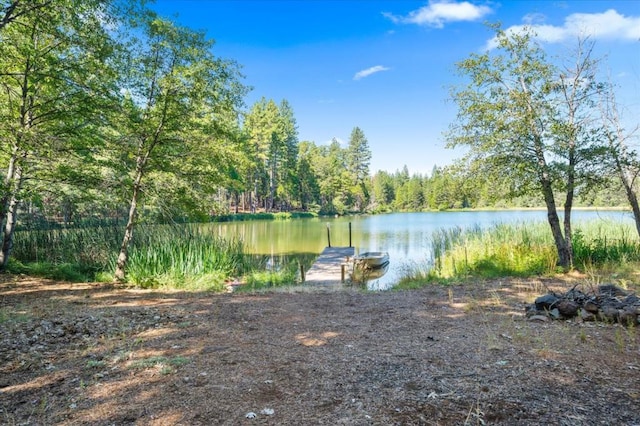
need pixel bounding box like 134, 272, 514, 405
8, 212, 639, 290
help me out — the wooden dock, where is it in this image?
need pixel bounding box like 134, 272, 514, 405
305, 247, 355, 286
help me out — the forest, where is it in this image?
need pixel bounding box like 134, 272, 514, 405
1, 1, 638, 279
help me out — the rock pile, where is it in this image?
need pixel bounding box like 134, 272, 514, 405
526, 284, 640, 325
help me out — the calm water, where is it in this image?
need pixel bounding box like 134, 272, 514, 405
212, 210, 633, 290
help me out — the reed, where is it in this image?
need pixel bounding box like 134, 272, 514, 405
572, 221, 640, 266
425, 221, 554, 279
111, 225, 253, 288
399, 219, 640, 285
10, 223, 254, 286
12, 224, 124, 270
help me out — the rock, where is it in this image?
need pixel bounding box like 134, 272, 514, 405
565, 288, 588, 303
556, 300, 579, 318
524, 305, 545, 318
535, 294, 559, 311
598, 284, 627, 297
581, 310, 595, 322
597, 306, 619, 323
583, 300, 600, 314
618, 308, 638, 327
528, 315, 549, 322
531, 284, 639, 325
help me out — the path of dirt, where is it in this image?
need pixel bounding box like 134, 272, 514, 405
1, 275, 639, 425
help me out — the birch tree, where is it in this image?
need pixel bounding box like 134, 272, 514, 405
113, 15, 246, 281
449, 26, 572, 266
599, 84, 640, 237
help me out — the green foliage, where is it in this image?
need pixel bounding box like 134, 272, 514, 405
211, 212, 317, 222
346, 127, 372, 212
446, 24, 617, 267
443, 223, 556, 278
1, 0, 637, 284
0, 0, 130, 268
11, 224, 123, 269
238, 255, 300, 291
243, 98, 300, 211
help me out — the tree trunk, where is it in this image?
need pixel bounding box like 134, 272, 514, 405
616, 162, 640, 238
541, 178, 571, 268
0, 144, 24, 229
623, 180, 640, 238
0, 148, 25, 269
114, 157, 145, 282
563, 192, 574, 267
1, 192, 21, 268
563, 147, 576, 268
531, 126, 570, 268
269, 155, 277, 212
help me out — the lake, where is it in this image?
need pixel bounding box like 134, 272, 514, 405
211, 210, 633, 290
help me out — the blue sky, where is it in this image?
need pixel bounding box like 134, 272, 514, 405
152, 1, 640, 175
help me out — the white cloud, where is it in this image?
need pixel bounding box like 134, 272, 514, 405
384, 0, 493, 28
353, 65, 390, 80
486, 9, 640, 49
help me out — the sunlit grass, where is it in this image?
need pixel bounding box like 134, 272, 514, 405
119, 226, 251, 288
397, 219, 640, 288
236, 255, 302, 291
429, 222, 557, 279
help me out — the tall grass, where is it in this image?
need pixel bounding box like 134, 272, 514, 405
12, 224, 124, 271
428, 222, 557, 280
399, 219, 640, 286
572, 223, 640, 266
10, 223, 255, 287
121, 225, 253, 289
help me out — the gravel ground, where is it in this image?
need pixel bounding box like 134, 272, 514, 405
1, 275, 639, 425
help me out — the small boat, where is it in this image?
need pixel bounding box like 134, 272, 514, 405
350, 259, 390, 284
353, 251, 390, 269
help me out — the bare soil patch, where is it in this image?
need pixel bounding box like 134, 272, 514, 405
1, 275, 639, 425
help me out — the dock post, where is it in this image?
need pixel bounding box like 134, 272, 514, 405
341, 263, 346, 282
327, 223, 331, 247
349, 222, 352, 247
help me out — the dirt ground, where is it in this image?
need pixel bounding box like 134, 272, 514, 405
1, 275, 639, 426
